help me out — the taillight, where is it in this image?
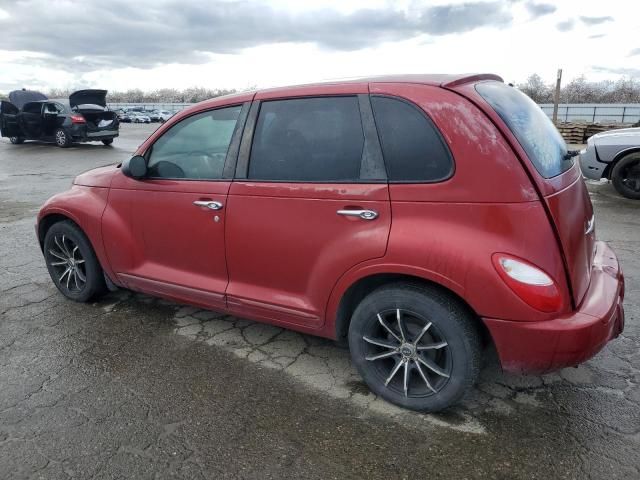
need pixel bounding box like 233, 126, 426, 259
492, 254, 563, 313
70, 114, 86, 124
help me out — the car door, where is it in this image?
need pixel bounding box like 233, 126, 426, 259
0, 101, 23, 138
103, 102, 250, 310
225, 89, 391, 331
20, 102, 44, 139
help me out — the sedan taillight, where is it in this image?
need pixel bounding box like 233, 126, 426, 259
70, 114, 86, 124
492, 254, 563, 313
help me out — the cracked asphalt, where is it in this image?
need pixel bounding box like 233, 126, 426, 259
1, 124, 639, 479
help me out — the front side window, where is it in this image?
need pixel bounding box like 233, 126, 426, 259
371, 96, 453, 182
147, 105, 241, 179
248, 96, 365, 181
476, 81, 571, 178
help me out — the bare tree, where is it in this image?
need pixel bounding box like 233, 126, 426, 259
518, 74, 553, 103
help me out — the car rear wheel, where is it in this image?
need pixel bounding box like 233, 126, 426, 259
55, 128, 72, 148
348, 283, 481, 412
102, 139, 113, 146
43, 221, 106, 302
9, 136, 25, 144
612, 153, 640, 200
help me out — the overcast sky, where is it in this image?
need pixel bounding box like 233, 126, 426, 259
0, 0, 637, 93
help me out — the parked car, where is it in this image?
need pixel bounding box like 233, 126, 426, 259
119, 113, 133, 123
579, 127, 640, 199
145, 110, 160, 122
0, 89, 119, 147
36, 74, 624, 412
158, 110, 174, 123
131, 112, 151, 124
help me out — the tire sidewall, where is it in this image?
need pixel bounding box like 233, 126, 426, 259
43, 222, 103, 302
348, 286, 479, 412
612, 154, 640, 200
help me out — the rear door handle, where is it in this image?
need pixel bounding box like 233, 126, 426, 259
193, 200, 223, 210
337, 209, 378, 220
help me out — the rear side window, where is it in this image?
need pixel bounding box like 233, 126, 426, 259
248, 96, 364, 181
476, 81, 571, 178
371, 96, 453, 182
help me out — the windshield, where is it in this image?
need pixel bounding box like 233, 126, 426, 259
476, 81, 572, 178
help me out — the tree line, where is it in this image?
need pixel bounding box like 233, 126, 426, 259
2, 77, 640, 104
0, 87, 239, 103
518, 74, 640, 104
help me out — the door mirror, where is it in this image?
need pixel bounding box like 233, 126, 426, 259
122, 155, 147, 179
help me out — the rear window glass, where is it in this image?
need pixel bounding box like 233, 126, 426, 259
476, 81, 571, 178
371, 96, 453, 182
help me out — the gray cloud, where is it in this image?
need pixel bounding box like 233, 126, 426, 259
629, 48, 640, 57
556, 19, 574, 31
579, 15, 614, 25
0, 0, 514, 71
525, 2, 556, 18
593, 66, 640, 76
589, 33, 606, 39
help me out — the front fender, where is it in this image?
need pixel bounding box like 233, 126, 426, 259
37, 185, 116, 283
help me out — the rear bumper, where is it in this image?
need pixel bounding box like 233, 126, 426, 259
484, 241, 625, 373
69, 125, 119, 141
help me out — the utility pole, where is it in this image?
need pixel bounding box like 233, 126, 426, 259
552, 68, 562, 125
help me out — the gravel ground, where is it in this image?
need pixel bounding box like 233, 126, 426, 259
0, 124, 639, 479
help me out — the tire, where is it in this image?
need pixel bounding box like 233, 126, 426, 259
43, 221, 106, 302
9, 136, 25, 144
55, 128, 72, 148
611, 153, 640, 200
101, 139, 114, 146
348, 283, 481, 412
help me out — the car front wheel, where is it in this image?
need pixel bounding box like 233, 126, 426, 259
43, 221, 106, 302
102, 139, 114, 146
612, 153, 640, 200
348, 283, 481, 412
9, 136, 25, 144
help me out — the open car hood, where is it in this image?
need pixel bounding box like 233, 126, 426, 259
69, 89, 108, 109
8, 90, 48, 109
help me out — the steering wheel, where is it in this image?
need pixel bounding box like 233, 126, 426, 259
188, 151, 226, 178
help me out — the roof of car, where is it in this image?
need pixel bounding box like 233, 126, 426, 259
191, 73, 502, 111
259, 73, 502, 94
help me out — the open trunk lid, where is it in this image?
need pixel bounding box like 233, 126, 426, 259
69, 89, 107, 109
448, 78, 595, 306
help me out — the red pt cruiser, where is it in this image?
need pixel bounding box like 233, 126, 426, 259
37, 74, 625, 411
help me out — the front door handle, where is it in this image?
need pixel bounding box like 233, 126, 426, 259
337, 209, 378, 220
193, 200, 223, 210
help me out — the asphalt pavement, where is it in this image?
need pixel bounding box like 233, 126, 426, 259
1, 124, 638, 479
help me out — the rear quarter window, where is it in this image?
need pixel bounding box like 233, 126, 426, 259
371, 96, 453, 182
476, 81, 571, 178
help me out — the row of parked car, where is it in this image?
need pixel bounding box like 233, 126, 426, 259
115, 109, 174, 124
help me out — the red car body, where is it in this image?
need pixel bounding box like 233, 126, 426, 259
37, 74, 625, 374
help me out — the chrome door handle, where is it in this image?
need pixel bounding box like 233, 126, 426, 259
193, 200, 223, 210
337, 209, 378, 220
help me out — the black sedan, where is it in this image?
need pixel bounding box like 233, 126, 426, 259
0, 89, 119, 147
